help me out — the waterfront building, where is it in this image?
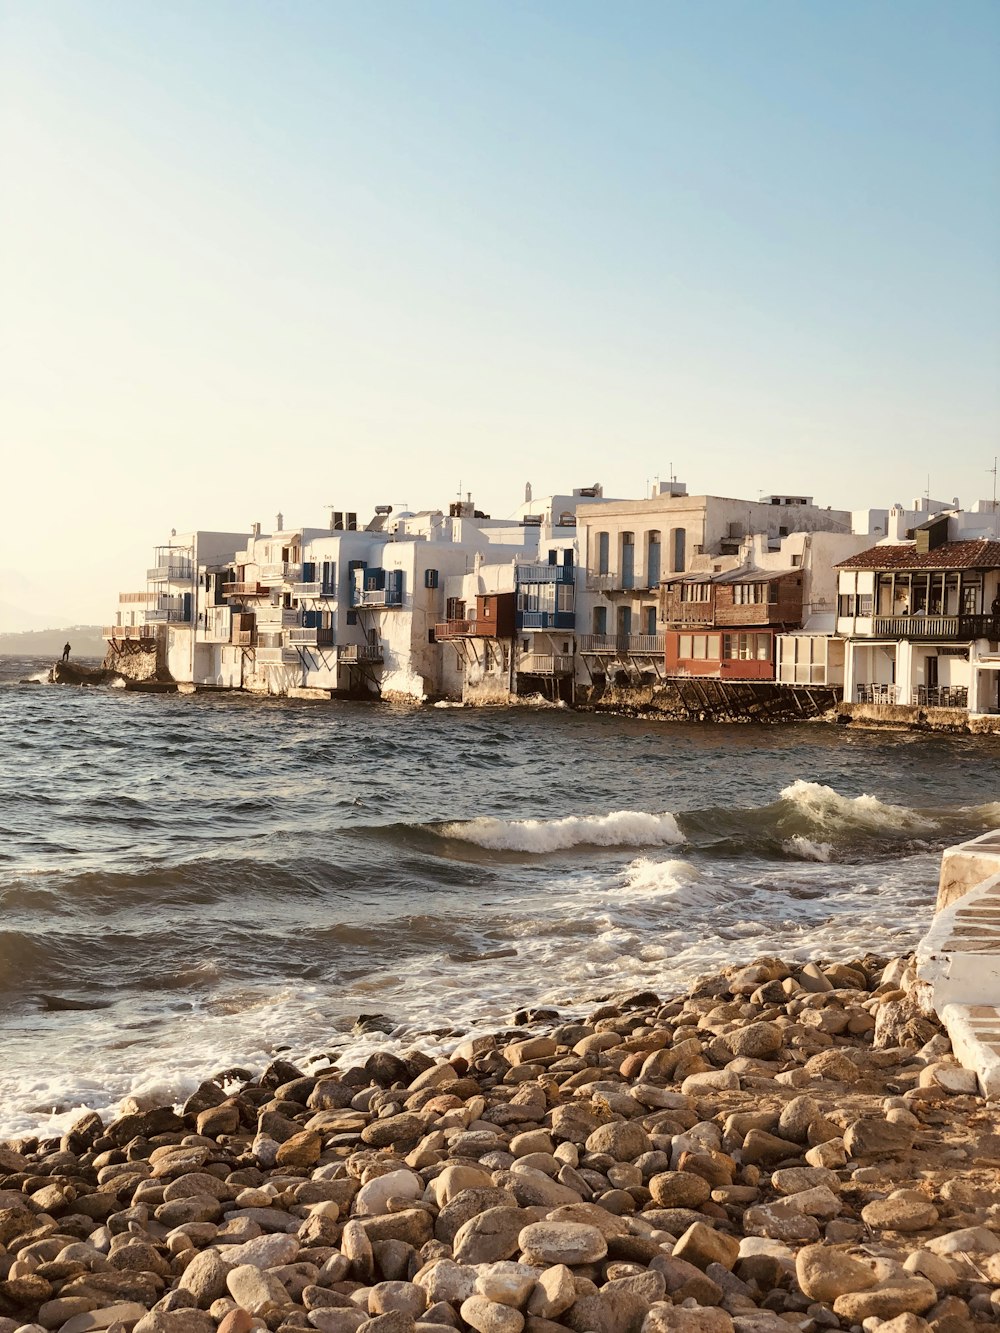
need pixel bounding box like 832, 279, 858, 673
837, 505, 1000, 717
104, 530, 250, 681
104, 487, 615, 701
575, 483, 854, 689
437, 489, 612, 704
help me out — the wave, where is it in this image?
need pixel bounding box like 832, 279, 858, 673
778, 779, 934, 833
437, 809, 685, 853
782, 836, 833, 862
621, 856, 705, 896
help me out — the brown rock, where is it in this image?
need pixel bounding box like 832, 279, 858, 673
794, 1244, 877, 1302
275, 1131, 323, 1168
833, 1275, 938, 1321
844, 1119, 915, 1158
648, 1173, 711, 1209
671, 1223, 740, 1273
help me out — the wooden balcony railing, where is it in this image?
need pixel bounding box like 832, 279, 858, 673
103, 624, 156, 641
435, 619, 477, 639
224, 581, 268, 597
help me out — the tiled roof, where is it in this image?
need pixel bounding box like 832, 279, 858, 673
835, 540, 1000, 571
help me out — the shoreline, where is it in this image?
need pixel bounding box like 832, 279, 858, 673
8, 658, 1000, 734
2, 952, 998, 1333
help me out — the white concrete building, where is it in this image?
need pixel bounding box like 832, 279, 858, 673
104, 530, 250, 680
836, 505, 1000, 715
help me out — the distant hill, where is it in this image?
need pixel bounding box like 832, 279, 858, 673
0, 625, 106, 660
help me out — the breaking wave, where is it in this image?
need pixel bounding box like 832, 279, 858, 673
777, 780, 935, 833
438, 809, 685, 853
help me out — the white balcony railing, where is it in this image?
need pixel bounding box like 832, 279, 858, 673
255, 608, 299, 628
260, 562, 302, 584
147, 562, 193, 582
519, 653, 574, 675
255, 646, 301, 665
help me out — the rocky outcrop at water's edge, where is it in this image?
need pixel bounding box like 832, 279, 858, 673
2, 953, 999, 1333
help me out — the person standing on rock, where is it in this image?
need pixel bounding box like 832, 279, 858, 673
61, 642, 71, 662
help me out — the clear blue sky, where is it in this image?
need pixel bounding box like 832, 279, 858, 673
2, 0, 998, 624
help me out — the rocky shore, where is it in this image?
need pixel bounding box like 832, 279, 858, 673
2, 954, 999, 1333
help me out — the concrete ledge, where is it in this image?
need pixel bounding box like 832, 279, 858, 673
918, 836, 1000, 1098
940, 1003, 1000, 1099
835, 703, 993, 733
937, 830, 1000, 911
289, 687, 332, 701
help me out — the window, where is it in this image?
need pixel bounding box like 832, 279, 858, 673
593, 606, 607, 635
321, 561, 336, 595
859, 594, 873, 616
672, 528, 686, 573
644, 606, 657, 635
680, 582, 711, 602
791, 554, 802, 567
424, 568, 439, 589
679, 634, 692, 658
621, 532, 635, 589
647, 531, 661, 587
722, 632, 772, 661
556, 583, 574, 612
597, 532, 610, 574
733, 583, 769, 605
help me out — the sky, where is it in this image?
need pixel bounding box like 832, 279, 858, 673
1, 0, 998, 627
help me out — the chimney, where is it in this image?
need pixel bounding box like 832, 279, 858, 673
276, 512, 284, 531
525, 482, 532, 502
887, 506, 908, 543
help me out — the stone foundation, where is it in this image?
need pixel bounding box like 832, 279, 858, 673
836, 703, 1000, 734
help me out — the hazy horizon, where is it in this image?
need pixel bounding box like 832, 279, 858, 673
3, 0, 998, 626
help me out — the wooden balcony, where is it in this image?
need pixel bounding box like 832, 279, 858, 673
435, 619, 478, 639
231, 630, 256, 647
103, 624, 156, 642
224, 581, 268, 597
869, 614, 1000, 641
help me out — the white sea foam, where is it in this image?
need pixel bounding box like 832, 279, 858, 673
779, 779, 935, 833
440, 809, 685, 853
783, 836, 834, 862
620, 856, 703, 896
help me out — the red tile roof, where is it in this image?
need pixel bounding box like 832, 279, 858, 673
835, 540, 1000, 571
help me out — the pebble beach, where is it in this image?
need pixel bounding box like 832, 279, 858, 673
1, 950, 999, 1333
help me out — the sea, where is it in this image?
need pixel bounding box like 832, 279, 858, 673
2, 654, 999, 1141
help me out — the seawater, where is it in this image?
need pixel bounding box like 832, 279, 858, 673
2, 654, 999, 1139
